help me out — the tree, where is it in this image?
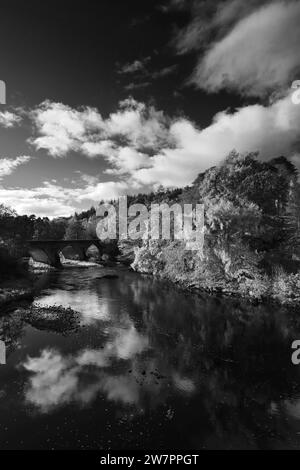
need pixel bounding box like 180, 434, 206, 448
64, 217, 86, 240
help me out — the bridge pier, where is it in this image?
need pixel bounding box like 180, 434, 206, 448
44, 247, 62, 268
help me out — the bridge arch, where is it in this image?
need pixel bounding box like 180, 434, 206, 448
85, 242, 102, 260
60, 244, 88, 262
28, 246, 62, 268
28, 239, 109, 268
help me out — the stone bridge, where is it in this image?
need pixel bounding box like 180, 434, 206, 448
28, 239, 115, 268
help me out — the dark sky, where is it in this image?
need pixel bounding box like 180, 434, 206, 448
0, 0, 243, 122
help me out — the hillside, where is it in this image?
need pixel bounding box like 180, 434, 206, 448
129, 151, 300, 305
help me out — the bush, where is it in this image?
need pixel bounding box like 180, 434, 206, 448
271, 267, 300, 303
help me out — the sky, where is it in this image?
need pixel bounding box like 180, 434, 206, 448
0, 0, 300, 218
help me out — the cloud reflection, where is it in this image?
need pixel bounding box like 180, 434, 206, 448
22, 323, 150, 412
23, 349, 78, 411
33, 289, 112, 324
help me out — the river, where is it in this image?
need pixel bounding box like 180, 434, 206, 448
1, 266, 300, 449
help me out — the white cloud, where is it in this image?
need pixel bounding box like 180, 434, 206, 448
0, 179, 132, 217
0, 111, 22, 128
29, 98, 172, 158
105, 147, 152, 175
173, 0, 265, 53
0, 156, 31, 180
188, 1, 300, 97
105, 98, 171, 150
131, 92, 300, 186
25, 88, 300, 196
0, 186, 76, 217
76, 180, 132, 202
29, 100, 104, 157
81, 140, 115, 158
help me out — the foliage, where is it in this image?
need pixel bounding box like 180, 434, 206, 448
0, 204, 68, 280
32, 218, 67, 240
64, 217, 86, 240
131, 151, 300, 304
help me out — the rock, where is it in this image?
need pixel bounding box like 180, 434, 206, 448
100, 254, 115, 266
24, 304, 80, 334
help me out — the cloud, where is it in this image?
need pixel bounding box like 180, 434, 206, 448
190, 1, 300, 97
76, 180, 132, 202
81, 140, 115, 158
118, 55, 177, 89
29, 100, 104, 157
75, 171, 100, 186
29, 98, 172, 159
26, 88, 300, 196
131, 91, 300, 187
124, 81, 151, 91
172, 1, 300, 98
104, 147, 152, 176
104, 98, 171, 151
0, 179, 132, 217
172, 0, 266, 53
118, 57, 151, 75
0, 185, 77, 217
151, 64, 177, 79
0, 111, 22, 128
62, 91, 300, 189
0, 156, 31, 180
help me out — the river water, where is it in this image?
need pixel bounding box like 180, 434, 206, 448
1, 266, 300, 450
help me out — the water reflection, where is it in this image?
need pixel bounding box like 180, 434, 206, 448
23, 322, 150, 412
1, 267, 300, 449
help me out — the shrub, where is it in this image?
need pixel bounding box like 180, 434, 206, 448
271, 267, 300, 303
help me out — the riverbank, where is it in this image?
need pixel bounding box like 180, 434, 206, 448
0, 258, 117, 313
130, 243, 300, 309
166, 275, 300, 310
0, 278, 34, 313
